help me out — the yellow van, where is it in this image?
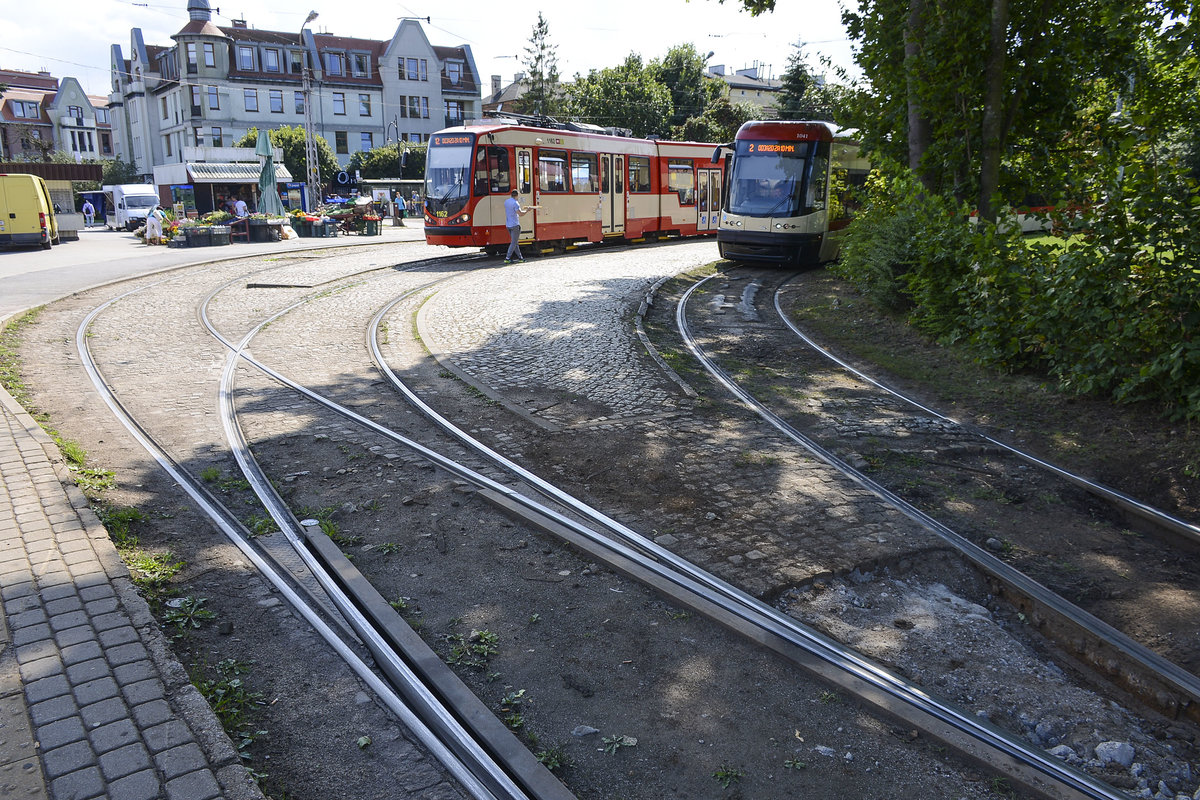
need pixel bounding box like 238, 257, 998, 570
0, 173, 60, 249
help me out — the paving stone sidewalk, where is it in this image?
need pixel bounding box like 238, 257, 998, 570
0, 385, 262, 800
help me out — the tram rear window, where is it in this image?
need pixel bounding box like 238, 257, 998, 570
628, 156, 651, 193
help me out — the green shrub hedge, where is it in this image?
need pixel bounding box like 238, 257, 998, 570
833, 167, 1200, 420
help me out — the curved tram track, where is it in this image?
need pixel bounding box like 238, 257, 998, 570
672, 265, 1200, 795
22, 243, 1197, 799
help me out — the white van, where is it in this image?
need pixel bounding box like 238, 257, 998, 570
0, 173, 60, 249
103, 184, 160, 231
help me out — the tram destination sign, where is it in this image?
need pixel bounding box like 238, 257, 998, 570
431, 134, 474, 146
745, 142, 801, 155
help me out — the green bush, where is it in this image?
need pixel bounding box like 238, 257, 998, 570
836, 162, 1200, 420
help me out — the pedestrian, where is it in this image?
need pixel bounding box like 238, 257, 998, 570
233, 195, 249, 217
145, 205, 165, 244
81, 199, 95, 228
504, 190, 535, 263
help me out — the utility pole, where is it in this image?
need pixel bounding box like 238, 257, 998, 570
300, 11, 322, 211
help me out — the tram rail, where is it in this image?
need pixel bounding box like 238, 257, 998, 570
675, 270, 1200, 725
59, 247, 1189, 800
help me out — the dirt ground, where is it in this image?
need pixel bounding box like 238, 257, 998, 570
9, 251, 1200, 800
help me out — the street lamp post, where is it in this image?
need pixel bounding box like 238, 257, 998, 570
300, 10, 322, 211
385, 117, 402, 177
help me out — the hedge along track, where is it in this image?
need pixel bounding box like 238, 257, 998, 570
675, 270, 1200, 722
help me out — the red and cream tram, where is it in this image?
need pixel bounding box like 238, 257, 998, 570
423, 120, 724, 254
715, 120, 869, 266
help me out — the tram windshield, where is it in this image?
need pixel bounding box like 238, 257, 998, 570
424, 133, 475, 217
727, 140, 827, 218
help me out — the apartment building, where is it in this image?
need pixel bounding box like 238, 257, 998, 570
708, 64, 783, 115
0, 68, 113, 162
108, 0, 481, 180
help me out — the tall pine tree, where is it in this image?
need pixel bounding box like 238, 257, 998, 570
515, 12, 561, 119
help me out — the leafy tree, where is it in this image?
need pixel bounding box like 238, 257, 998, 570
9, 124, 55, 161
676, 97, 758, 142
771, 50, 847, 123
515, 12, 561, 118
347, 142, 427, 179
565, 54, 673, 138
101, 159, 141, 185
649, 44, 718, 129
236, 125, 338, 191
843, 0, 1155, 218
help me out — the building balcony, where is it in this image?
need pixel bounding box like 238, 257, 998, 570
445, 114, 465, 128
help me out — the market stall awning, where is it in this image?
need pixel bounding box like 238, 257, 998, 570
186, 163, 293, 183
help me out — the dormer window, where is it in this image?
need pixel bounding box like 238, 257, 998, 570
445, 60, 462, 85
324, 52, 345, 76
264, 49, 280, 72
237, 45, 255, 71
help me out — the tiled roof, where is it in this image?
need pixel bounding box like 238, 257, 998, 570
175, 19, 228, 38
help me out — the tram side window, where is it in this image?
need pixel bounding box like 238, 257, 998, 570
830, 168, 869, 230
628, 156, 651, 193
473, 146, 511, 195
539, 149, 568, 193
667, 159, 695, 205
518, 151, 532, 194
571, 152, 598, 193
805, 148, 829, 213
473, 148, 488, 195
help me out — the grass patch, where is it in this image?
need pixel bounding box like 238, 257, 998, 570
193, 658, 268, 760
97, 505, 145, 549
0, 307, 43, 406
445, 628, 499, 671
127, 550, 184, 603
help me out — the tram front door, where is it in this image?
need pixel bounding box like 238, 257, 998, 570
698, 169, 721, 231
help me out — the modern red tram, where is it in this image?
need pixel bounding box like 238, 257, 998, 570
715, 120, 869, 266
422, 121, 724, 254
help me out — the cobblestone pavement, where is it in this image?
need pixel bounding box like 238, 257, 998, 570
1, 386, 261, 800
410, 243, 940, 598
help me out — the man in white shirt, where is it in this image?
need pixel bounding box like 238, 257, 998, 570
233, 196, 249, 217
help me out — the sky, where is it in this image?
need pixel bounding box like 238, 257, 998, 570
1, 0, 860, 100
